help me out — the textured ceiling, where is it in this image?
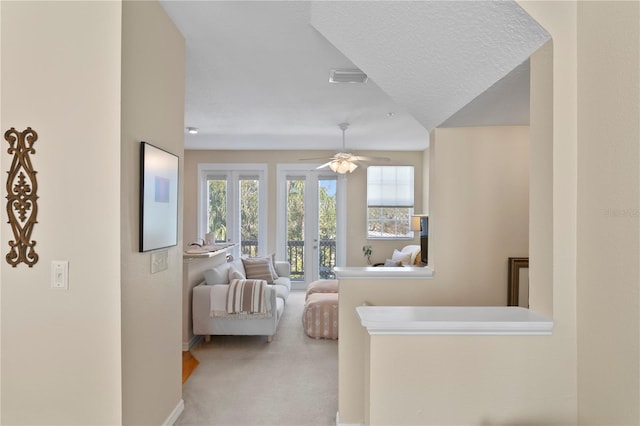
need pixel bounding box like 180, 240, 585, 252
310, 1, 549, 131
160, 1, 550, 151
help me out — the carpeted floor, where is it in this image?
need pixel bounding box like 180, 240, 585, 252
176, 290, 338, 426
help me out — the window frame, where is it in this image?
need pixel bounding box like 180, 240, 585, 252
197, 163, 267, 257
366, 165, 415, 240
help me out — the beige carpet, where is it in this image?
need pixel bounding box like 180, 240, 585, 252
176, 290, 338, 426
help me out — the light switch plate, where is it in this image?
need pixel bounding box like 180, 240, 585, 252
51, 260, 69, 290
151, 250, 168, 273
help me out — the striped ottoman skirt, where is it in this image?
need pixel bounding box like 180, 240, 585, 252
303, 292, 339, 339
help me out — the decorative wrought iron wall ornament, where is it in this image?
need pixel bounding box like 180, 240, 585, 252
5, 127, 39, 267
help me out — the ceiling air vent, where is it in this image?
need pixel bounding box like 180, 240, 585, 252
329, 68, 368, 84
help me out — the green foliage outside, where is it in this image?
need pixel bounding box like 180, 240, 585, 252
318, 180, 337, 240
240, 179, 259, 256
286, 179, 305, 241
208, 180, 227, 242
208, 178, 260, 255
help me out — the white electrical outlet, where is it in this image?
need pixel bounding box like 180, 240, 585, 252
151, 250, 169, 273
51, 260, 69, 290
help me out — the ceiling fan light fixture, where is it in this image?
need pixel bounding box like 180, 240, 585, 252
329, 68, 368, 84
329, 159, 358, 174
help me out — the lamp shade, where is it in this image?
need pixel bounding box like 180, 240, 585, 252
411, 215, 422, 231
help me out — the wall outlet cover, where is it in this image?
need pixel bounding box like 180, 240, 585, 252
151, 250, 169, 274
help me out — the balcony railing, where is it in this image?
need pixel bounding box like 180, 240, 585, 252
241, 239, 336, 281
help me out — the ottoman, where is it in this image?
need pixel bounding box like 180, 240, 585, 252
305, 279, 339, 300
303, 292, 339, 339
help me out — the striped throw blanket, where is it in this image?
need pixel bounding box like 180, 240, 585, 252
226, 279, 268, 316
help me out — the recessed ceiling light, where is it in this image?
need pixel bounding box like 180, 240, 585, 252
329, 68, 368, 84
186, 127, 198, 134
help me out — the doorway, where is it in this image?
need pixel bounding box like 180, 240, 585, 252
277, 165, 346, 289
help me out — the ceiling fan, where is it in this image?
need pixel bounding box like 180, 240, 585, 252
300, 123, 390, 174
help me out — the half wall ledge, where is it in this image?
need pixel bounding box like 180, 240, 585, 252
333, 266, 434, 278
356, 305, 554, 336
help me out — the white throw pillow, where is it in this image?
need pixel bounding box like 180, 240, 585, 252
228, 265, 246, 281
391, 249, 412, 265
204, 262, 230, 285
384, 258, 403, 267
401, 245, 421, 265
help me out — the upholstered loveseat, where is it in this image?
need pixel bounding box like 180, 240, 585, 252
192, 257, 291, 342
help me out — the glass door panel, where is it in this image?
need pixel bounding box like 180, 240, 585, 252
318, 177, 337, 279
286, 178, 305, 281
207, 178, 227, 242
240, 178, 259, 256
278, 165, 345, 288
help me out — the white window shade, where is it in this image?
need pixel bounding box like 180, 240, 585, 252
367, 166, 414, 207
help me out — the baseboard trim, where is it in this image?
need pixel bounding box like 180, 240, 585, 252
163, 399, 184, 426
336, 411, 363, 426
183, 334, 202, 351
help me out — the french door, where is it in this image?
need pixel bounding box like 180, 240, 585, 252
198, 164, 267, 260
277, 165, 346, 288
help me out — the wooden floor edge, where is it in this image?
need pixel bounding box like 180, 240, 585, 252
182, 351, 199, 384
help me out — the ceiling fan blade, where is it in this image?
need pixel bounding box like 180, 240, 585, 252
315, 161, 334, 170
352, 155, 391, 163
299, 156, 332, 161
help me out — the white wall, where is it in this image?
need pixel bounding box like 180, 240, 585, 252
1, 1, 4, 418
528, 40, 554, 318
1, 2, 123, 423
421, 147, 430, 214
429, 126, 529, 305
1, 2, 186, 424
121, 2, 185, 424
576, 1, 640, 423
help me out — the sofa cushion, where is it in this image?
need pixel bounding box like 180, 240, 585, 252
274, 261, 290, 278
270, 253, 279, 279
271, 284, 289, 302
204, 262, 231, 285
242, 257, 277, 283
273, 276, 291, 291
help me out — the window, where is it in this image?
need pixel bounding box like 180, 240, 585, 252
198, 164, 267, 257
367, 166, 414, 239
